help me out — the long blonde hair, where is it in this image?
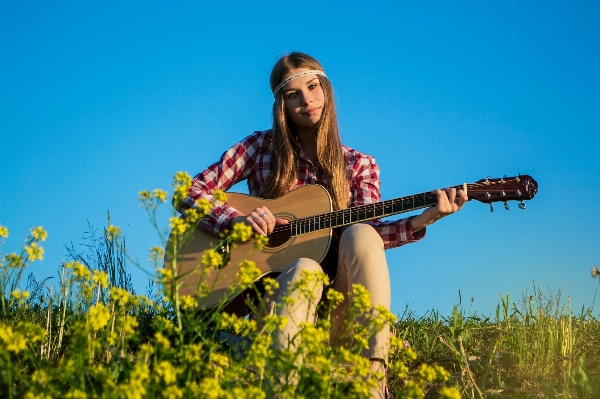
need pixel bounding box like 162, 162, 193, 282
261, 53, 349, 210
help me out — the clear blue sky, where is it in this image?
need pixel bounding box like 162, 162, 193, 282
1, 0, 599, 317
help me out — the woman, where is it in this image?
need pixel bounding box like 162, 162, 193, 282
180, 52, 467, 398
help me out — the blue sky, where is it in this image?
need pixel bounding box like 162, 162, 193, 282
1, 0, 599, 317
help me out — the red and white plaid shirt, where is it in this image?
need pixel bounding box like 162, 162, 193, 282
180, 130, 425, 249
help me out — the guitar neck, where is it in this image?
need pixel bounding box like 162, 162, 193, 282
289, 184, 462, 236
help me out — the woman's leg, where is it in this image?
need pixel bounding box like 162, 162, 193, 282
268, 258, 324, 352
330, 223, 391, 361
330, 224, 391, 398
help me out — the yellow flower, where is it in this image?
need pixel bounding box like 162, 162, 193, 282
172, 171, 192, 203
261, 277, 279, 295
65, 389, 87, 399
213, 189, 227, 202
149, 246, 165, 266
92, 270, 109, 288
326, 288, 344, 308
30, 226, 47, 241
351, 284, 372, 313
236, 260, 261, 288
439, 386, 461, 399
198, 378, 222, 399
5, 253, 23, 268
0, 322, 45, 354
0, 225, 8, 238
195, 198, 212, 215
122, 315, 138, 337
153, 189, 168, 203
180, 295, 198, 310
154, 332, 171, 349
230, 222, 253, 243
419, 364, 438, 382
169, 217, 187, 235
72, 262, 92, 280
201, 249, 223, 270
25, 243, 44, 261
110, 287, 132, 305
156, 360, 178, 385
105, 225, 121, 240
88, 303, 111, 331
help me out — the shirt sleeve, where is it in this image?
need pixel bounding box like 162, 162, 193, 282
349, 152, 426, 249
178, 132, 263, 234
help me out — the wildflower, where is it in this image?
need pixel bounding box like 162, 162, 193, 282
183, 208, 202, 224
389, 360, 410, 379
195, 198, 212, 215
419, 364, 438, 382
105, 225, 121, 240
65, 390, 87, 399
88, 303, 111, 331
197, 378, 222, 399
11, 289, 30, 301
110, 287, 132, 305
236, 260, 261, 288
261, 277, 279, 295
31, 226, 47, 241
439, 386, 461, 399
180, 295, 198, 310
230, 222, 253, 243
172, 171, 192, 204
404, 380, 425, 399
326, 288, 345, 308
5, 253, 23, 268
153, 189, 168, 203
201, 248, 223, 270
0, 225, 8, 238
25, 243, 44, 261
169, 217, 187, 235
254, 234, 269, 250
156, 360, 178, 385
149, 245, 165, 266
351, 284, 372, 313
92, 270, 109, 288
122, 315, 139, 337
72, 262, 92, 280
154, 332, 171, 349
0, 322, 45, 354
213, 189, 227, 202
163, 386, 183, 399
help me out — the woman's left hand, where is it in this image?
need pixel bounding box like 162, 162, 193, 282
410, 187, 468, 232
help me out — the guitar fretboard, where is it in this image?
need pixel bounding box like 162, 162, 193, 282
289, 189, 456, 236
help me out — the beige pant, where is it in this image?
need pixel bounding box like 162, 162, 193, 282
267, 223, 391, 363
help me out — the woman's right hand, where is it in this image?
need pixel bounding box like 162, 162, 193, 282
228, 206, 289, 236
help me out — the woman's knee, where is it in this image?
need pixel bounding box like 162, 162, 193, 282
340, 224, 384, 251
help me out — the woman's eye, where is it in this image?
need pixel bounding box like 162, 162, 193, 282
287, 92, 297, 99
309, 84, 318, 89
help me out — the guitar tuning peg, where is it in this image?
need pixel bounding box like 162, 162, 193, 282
518, 201, 526, 210
504, 201, 510, 210
489, 203, 494, 212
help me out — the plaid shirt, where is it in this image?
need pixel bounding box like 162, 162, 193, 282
181, 130, 425, 249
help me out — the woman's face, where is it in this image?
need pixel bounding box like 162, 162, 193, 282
281, 68, 325, 130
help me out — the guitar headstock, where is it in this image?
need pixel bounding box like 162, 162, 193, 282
467, 175, 538, 211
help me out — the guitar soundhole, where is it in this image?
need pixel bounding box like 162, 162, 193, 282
266, 226, 292, 248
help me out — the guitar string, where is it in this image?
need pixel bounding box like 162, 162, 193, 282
258, 179, 531, 241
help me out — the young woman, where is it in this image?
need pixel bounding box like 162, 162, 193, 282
180, 52, 468, 398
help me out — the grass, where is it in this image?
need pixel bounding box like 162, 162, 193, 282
1, 173, 598, 398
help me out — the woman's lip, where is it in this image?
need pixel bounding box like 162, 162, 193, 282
304, 107, 320, 115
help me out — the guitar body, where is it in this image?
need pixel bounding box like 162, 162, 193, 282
164, 184, 334, 308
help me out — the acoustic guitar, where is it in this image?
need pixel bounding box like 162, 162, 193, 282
164, 174, 538, 309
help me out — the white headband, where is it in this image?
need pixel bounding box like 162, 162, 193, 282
272, 70, 327, 98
